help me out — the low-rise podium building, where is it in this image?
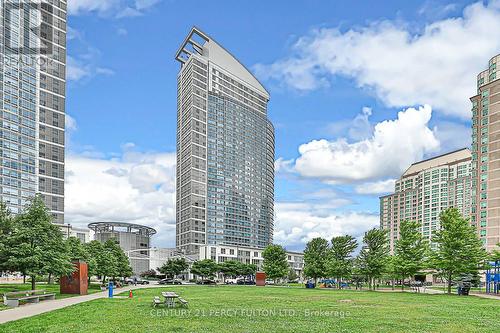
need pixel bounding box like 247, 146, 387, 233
88, 222, 156, 275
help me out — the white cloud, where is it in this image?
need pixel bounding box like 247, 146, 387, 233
69, 0, 162, 17
326, 106, 374, 141
293, 105, 440, 183
95, 67, 115, 76
68, 0, 121, 16
117, 28, 128, 36
67, 26, 83, 41
274, 157, 295, 173
116, 7, 143, 18
67, 54, 114, 82
274, 202, 379, 251
433, 121, 471, 152
135, 0, 161, 10
65, 151, 176, 247
65, 114, 78, 131
255, 0, 500, 118
355, 179, 396, 195
67, 56, 91, 81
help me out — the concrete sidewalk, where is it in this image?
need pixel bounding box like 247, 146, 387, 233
0, 283, 164, 325
376, 287, 500, 299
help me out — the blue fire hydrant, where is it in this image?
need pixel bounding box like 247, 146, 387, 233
108, 281, 113, 298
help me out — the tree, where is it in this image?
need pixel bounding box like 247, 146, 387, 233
392, 220, 428, 290
287, 269, 298, 282
384, 255, 399, 290
241, 263, 257, 282
64, 237, 91, 284
431, 208, 487, 294
328, 235, 358, 288
84, 240, 105, 283
86, 240, 118, 283
303, 238, 329, 284
66, 237, 88, 261
104, 239, 133, 279
0, 202, 15, 274
190, 259, 218, 281
140, 269, 157, 279
491, 243, 500, 262
262, 244, 289, 282
218, 260, 241, 282
173, 258, 189, 277
4, 195, 73, 289
160, 258, 189, 278
357, 228, 390, 290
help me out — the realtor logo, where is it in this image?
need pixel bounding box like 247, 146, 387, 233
2, 0, 53, 55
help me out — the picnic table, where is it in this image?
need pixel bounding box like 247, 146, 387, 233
3, 290, 56, 307
161, 291, 179, 307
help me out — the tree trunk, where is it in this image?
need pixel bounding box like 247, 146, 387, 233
31, 275, 36, 290
23, 273, 26, 284
401, 278, 404, 291
48, 273, 52, 284
447, 273, 452, 294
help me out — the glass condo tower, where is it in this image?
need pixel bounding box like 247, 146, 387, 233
0, 1, 66, 223
175, 27, 275, 254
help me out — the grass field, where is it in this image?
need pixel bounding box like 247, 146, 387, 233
0, 283, 102, 311
1, 285, 499, 333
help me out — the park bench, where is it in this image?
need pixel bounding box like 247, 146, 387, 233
152, 296, 163, 308
152, 292, 188, 308
3, 290, 56, 307
178, 297, 189, 308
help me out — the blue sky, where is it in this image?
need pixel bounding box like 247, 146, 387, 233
65, 0, 500, 250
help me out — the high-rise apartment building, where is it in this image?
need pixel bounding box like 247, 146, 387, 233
471, 54, 500, 251
380, 149, 472, 252
0, 1, 66, 223
174, 27, 274, 254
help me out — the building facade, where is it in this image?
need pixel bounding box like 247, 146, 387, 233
88, 222, 157, 275
380, 149, 472, 251
148, 247, 198, 273
60, 224, 90, 243
175, 27, 275, 254
471, 54, 500, 251
0, 0, 66, 223
198, 245, 304, 279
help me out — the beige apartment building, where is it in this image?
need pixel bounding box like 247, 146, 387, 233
380, 149, 472, 252
471, 54, 500, 251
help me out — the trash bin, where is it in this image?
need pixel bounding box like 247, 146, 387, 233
305, 281, 316, 289
108, 281, 113, 298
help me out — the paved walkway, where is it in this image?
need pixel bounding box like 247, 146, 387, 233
0, 284, 164, 325
469, 292, 500, 300
375, 287, 500, 299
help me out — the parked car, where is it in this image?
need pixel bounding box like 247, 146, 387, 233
124, 277, 150, 285
158, 278, 182, 285
265, 279, 275, 285
196, 279, 217, 285
236, 279, 255, 285
225, 278, 238, 284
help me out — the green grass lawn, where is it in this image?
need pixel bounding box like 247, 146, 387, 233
1, 286, 499, 333
0, 283, 102, 311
